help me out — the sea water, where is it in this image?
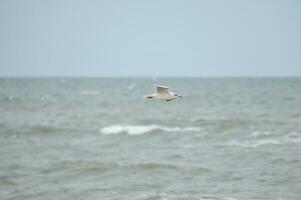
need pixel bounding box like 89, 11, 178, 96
0, 77, 301, 200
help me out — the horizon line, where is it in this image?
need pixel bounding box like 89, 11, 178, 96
0, 75, 301, 78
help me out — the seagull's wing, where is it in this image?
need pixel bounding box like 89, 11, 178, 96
154, 84, 169, 94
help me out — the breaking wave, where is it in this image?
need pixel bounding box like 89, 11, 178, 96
100, 125, 202, 135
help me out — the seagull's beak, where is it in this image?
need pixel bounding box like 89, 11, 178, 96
178, 95, 182, 98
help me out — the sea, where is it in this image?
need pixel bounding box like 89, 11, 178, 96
0, 77, 301, 200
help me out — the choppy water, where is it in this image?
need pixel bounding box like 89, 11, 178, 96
0, 78, 301, 200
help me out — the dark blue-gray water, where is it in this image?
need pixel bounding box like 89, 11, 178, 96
1, 78, 301, 200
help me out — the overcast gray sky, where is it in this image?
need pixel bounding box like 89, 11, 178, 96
0, 0, 300, 77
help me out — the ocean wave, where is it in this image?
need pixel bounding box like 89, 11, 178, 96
227, 139, 280, 148
41, 160, 211, 176
135, 192, 236, 200
99, 125, 202, 135
9, 125, 65, 134
31, 125, 64, 133
79, 90, 100, 95
226, 136, 301, 148
251, 131, 273, 137
0, 123, 65, 135
0, 95, 22, 103
191, 117, 251, 131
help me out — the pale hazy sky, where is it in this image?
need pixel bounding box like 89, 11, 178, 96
0, 0, 300, 77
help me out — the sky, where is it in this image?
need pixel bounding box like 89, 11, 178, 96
0, 0, 300, 77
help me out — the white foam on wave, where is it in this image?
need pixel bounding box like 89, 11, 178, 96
128, 83, 136, 90
100, 124, 201, 135
227, 134, 301, 148
251, 131, 273, 137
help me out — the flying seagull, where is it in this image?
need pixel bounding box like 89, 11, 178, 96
143, 82, 182, 101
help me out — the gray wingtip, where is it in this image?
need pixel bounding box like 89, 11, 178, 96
153, 84, 169, 89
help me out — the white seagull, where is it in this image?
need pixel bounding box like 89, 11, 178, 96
143, 82, 182, 101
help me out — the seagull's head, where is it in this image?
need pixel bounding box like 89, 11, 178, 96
173, 93, 182, 98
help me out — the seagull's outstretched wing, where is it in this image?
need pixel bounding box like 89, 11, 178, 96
154, 84, 169, 94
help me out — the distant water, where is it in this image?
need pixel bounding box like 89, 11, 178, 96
0, 77, 301, 200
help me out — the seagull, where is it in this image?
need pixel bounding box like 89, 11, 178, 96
143, 82, 182, 101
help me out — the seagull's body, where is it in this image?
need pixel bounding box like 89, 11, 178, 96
144, 83, 182, 101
